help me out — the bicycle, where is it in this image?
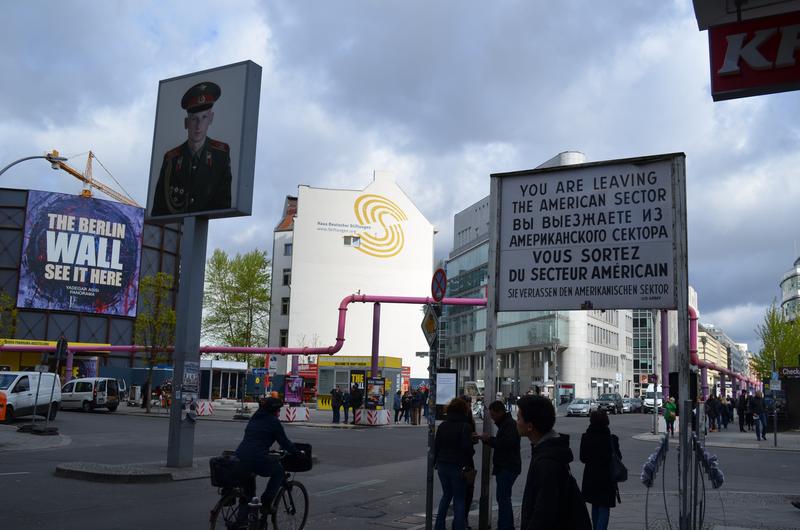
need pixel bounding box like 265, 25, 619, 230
209, 444, 311, 530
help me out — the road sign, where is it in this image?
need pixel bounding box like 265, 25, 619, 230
421, 304, 439, 346
771, 380, 782, 392
431, 268, 447, 302
494, 153, 685, 311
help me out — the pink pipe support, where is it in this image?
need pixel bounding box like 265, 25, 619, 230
661, 310, 669, 400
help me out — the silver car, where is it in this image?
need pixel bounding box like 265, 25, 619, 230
566, 398, 598, 417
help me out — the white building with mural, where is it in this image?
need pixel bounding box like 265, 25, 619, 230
268, 171, 435, 382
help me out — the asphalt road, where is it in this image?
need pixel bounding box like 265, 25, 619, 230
1, 409, 798, 529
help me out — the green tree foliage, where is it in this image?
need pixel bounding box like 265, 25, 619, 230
134, 273, 176, 413
203, 248, 270, 366
0, 292, 17, 339
753, 301, 800, 378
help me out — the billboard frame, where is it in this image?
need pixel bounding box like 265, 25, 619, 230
491, 152, 686, 312
145, 60, 261, 222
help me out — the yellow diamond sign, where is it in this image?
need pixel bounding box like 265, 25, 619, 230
421, 304, 439, 346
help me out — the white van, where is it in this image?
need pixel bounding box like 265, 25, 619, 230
0, 371, 62, 423
61, 377, 120, 412
643, 383, 663, 413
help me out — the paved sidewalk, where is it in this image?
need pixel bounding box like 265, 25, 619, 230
634, 422, 800, 451
405, 492, 800, 530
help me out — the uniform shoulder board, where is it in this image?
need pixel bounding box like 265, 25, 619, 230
208, 139, 230, 152
164, 145, 183, 160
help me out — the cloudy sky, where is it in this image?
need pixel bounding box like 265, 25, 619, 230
1, 1, 797, 354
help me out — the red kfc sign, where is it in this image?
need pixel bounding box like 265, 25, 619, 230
709, 11, 800, 101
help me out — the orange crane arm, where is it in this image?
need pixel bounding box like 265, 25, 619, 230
48, 150, 141, 208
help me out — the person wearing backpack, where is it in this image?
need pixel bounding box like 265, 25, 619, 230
579, 410, 623, 530
517, 395, 591, 530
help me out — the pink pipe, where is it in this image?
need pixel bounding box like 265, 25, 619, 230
688, 306, 756, 397
661, 310, 669, 400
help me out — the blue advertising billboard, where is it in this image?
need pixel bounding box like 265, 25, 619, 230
17, 190, 145, 317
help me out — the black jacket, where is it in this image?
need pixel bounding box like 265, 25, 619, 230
579, 424, 621, 507
152, 137, 232, 216
236, 409, 297, 463
487, 412, 521, 475
521, 432, 582, 529
433, 411, 475, 468
749, 396, 765, 415
351, 388, 363, 408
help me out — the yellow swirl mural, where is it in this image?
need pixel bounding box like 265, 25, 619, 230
353, 194, 408, 258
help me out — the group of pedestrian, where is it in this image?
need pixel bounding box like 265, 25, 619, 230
330, 384, 363, 424
433, 394, 626, 530
738, 389, 769, 441
696, 389, 769, 442
391, 388, 430, 424
703, 394, 735, 432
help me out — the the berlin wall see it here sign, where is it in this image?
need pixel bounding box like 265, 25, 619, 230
496, 153, 685, 312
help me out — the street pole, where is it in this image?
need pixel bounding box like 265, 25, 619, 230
477, 175, 501, 530
167, 216, 208, 467
773, 357, 778, 448
424, 303, 439, 530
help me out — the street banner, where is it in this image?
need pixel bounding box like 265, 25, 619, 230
17, 190, 144, 317
366, 377, 385, 408
350, 369, 366, 390
284, 376, 303, 404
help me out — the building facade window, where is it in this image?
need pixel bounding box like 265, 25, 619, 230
343, 235, 361, 247
282, 268, 291, 286
284, 243, 293, 256
632, 309, 654, 397
279, 329, 288, 348
281, 297, 290, 315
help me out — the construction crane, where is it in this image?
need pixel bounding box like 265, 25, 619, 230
46, 150, 141, 208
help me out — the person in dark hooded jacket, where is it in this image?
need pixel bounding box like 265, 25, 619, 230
433, 397, 475, 530
579, 410, 621, 530
517, 395, 590, 530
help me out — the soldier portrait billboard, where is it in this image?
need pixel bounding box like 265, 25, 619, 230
17, 190, 144, 317
146, 61, 261, 221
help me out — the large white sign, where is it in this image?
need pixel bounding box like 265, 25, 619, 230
496, 154, 685, 311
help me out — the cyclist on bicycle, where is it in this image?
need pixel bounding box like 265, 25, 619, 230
233, 396, 300, 525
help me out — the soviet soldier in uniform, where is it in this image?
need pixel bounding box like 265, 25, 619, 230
151, 81, 232, 216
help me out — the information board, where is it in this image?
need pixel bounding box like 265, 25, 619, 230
495, 153, 685, 311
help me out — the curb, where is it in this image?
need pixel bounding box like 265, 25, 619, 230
55, 464, 173, 483
632, 433, 800, 452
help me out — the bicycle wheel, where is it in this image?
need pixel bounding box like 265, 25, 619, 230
209, 491, 243, 529
271, 480, 309, 530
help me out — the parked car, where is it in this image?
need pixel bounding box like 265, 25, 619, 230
597, 392, 624, 414
628, 397, 643, 412
0, 371, 62, 423
622, 398, 633, 413
566, 398, 598, 417
61, 377, 120, 412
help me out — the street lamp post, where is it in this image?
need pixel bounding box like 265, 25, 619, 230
0, 152, 67, 177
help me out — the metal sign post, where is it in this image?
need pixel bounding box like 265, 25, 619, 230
167, 216, 208, 467
424, 302, 441, 530
478, 175, 501, 530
